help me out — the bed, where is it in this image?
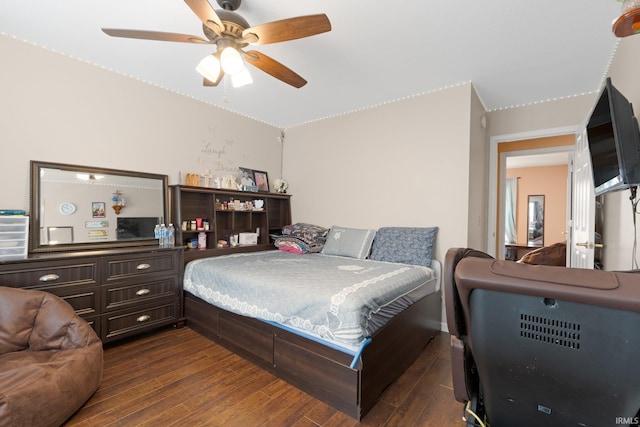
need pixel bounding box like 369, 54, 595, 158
182, 226, 442, 420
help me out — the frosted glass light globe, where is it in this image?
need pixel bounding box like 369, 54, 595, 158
196, 55, 221, 82
220, 47, 244, 75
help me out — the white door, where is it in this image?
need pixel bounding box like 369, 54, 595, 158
570, 129, 596, 269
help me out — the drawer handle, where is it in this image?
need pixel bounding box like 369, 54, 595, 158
39, 274, 60, 282
136, 263, 151, 270
135, 288, 151, 296
136, 315, 151, 322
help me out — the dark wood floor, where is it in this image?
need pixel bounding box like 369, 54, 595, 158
65, 326, 463, 426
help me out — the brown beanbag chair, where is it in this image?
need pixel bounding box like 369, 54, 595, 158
0, 286, 103, 427
518, 241, 566, 266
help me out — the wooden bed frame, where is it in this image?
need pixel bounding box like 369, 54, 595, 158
184, 284, 442, 420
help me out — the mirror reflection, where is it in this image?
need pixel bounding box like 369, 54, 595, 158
31, 161, 168, 252
527, 195, 545, 247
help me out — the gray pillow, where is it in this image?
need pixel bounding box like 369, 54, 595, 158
321, 226, 376, 259
369, 227, 438, 267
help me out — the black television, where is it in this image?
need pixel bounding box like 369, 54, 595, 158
116, 217, 158, 240
586, 77, 640, 196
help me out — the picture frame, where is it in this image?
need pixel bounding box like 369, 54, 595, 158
253, 170, 269, 192
239, 167, 256, 187
85, 220, 109, 229
92, 202, 105, 218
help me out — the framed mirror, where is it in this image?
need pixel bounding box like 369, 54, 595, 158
30, 161, 168, 253
527, 195, 545, 247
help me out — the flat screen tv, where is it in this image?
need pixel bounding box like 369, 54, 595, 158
116, 217, 158, 240
586, 77, 640, 196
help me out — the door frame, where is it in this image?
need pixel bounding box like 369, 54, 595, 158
487, 126, 578, 258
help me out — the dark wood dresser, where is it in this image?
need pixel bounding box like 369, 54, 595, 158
0, 246, 184, 343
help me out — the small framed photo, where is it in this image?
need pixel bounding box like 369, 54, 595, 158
86, 220, 109, 229
92, 202, 105, 218
253, 170, 269, 192
239, 167, 256, 187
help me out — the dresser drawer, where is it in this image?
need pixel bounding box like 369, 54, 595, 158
103, 278, 178, 312
0, 247, 183, 344
102, 302, 178, 342
37, 282, 100, 317
0, 261, 98, 288
83, 315, 101, 336
104, 251, 178, 281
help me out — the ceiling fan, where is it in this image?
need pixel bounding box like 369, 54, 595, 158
102, 0, 331, 88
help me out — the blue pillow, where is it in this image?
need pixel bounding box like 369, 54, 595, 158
369, 227, 438, 267
321, 226, 376, 259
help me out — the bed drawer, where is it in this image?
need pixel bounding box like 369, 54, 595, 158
0, 261, 98, 288
219, 312, 274, 366
103, 277, 178, 312
274, 336, 359, 416
102, 301, 178, 342
104, 251, 178, 281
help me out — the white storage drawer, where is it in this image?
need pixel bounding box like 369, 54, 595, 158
0, 216, 29, 260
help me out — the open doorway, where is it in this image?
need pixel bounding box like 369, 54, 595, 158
504, 151, 571, 261
488, 131, 576, 260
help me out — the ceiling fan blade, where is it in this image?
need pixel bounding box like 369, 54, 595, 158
102, 29, 211, 44
241, 14, 331, 45
243, 50, 307, 88
184, 0, 224, 37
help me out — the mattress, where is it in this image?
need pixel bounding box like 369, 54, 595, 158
184, 250, 439, 352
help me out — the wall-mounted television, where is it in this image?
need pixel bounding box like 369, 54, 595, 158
586, 77, 640, 196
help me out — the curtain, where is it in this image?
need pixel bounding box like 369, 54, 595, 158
505, 177, 517, 244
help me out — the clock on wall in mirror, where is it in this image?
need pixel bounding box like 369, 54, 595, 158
59, 202, 76, 216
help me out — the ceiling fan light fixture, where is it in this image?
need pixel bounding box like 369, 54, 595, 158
613, 0, 640, 37
622, 0, 640, 13
220, 47, 245, 75
103, 2, 331, 89
196, 54, 221, 82
231, 67, 253, 88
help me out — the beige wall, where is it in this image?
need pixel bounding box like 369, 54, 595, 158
0, 35, 283, 212
467, 89, 489, 250
507, 165, 568, 246
2, 34, 489, 266
487, 95, 596, 137
284, 84, 485, 266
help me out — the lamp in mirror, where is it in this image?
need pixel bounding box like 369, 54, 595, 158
112, 190, 126, 215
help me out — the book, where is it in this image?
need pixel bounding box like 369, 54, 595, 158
0, 210, 26, 215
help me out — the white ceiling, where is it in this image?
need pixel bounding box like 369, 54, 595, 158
0, 0, 625, 129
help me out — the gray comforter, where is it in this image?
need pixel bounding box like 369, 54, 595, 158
184, 250, 435, 349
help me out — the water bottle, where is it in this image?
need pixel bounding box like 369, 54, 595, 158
159, 223, 167, 248
154, 224, 161, 246
167, 223, 175, 248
